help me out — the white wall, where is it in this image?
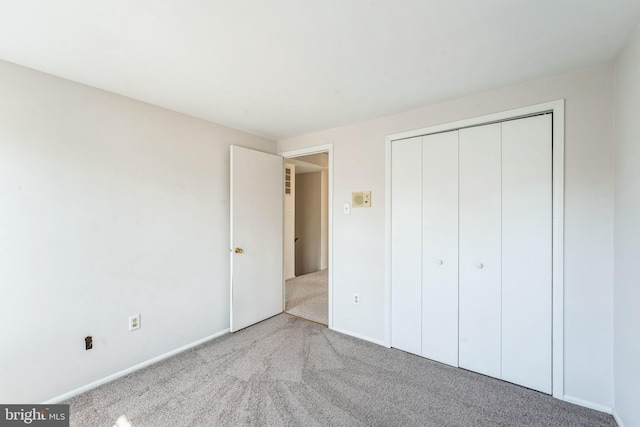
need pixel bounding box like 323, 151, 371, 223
0, 59, 276, 403
278, 65, 615, 409
295, 172, 322, 275
613, 25, 640, 427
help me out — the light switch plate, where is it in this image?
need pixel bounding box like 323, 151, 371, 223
343, 203, 351, 215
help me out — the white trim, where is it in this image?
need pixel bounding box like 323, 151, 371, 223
279, 144, 334, 329
385, 100, 565, 397
332, 327, 386, 347
279, 144, 333, 158
384, 139, 393, 348
613, 409, 625, 427
229, 146, 236, 332
551, 101, 565, 400
563, 396, 613, 415
387, 100, 564, 142
42, 329, 230, 404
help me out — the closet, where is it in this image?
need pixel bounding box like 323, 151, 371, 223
391, 114, 552, 394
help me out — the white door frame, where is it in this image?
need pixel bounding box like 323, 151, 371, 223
278, 144, 334, 329
385, 100, 565, 399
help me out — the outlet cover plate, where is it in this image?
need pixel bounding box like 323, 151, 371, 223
129, 314, 141, 331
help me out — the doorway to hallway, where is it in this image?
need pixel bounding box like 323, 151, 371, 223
280, 146, 332, 327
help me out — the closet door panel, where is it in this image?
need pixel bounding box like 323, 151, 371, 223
458, 123, 502, 379
501, 115, 552, 393
421, 131, 459, 366
391, 137, 423, 355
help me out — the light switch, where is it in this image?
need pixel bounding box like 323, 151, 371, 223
343, 203, 351, 215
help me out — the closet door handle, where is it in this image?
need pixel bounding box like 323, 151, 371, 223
435, 259, 443, 265
476, 263, 484, 269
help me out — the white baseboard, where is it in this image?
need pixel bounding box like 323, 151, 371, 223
331, 327, 386, 347
43, 328, 230, 404
563, 395, 613, 414
612, 409, 624, 427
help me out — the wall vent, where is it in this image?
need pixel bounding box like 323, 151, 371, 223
285, 167, 292, 195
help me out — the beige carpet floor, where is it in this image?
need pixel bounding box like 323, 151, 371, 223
285, 269, 328, 325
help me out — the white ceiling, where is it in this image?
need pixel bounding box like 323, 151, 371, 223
1, 1, 639, 140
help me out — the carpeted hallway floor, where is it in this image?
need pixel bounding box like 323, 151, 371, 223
285, 269, 328, 325
64, 314, 615, 427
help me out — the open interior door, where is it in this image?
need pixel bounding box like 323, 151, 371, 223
230, 146, 284, 332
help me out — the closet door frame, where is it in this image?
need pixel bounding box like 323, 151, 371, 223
384, 99, 565, 400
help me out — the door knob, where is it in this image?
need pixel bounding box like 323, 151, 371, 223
435, 259, 443, 265
476, 263, 484, 269
234, 247, 244, 254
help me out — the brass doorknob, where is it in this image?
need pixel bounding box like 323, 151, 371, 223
234, 247, 244, 254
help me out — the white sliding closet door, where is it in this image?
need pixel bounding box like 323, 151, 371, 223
458, 123, 502, 378
501, 115, 552, 393
422, 131, 459, 366
391, 137, 422, 355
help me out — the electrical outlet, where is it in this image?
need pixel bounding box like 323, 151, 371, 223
353, 293, 360, 305
129, 314, 140, 331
